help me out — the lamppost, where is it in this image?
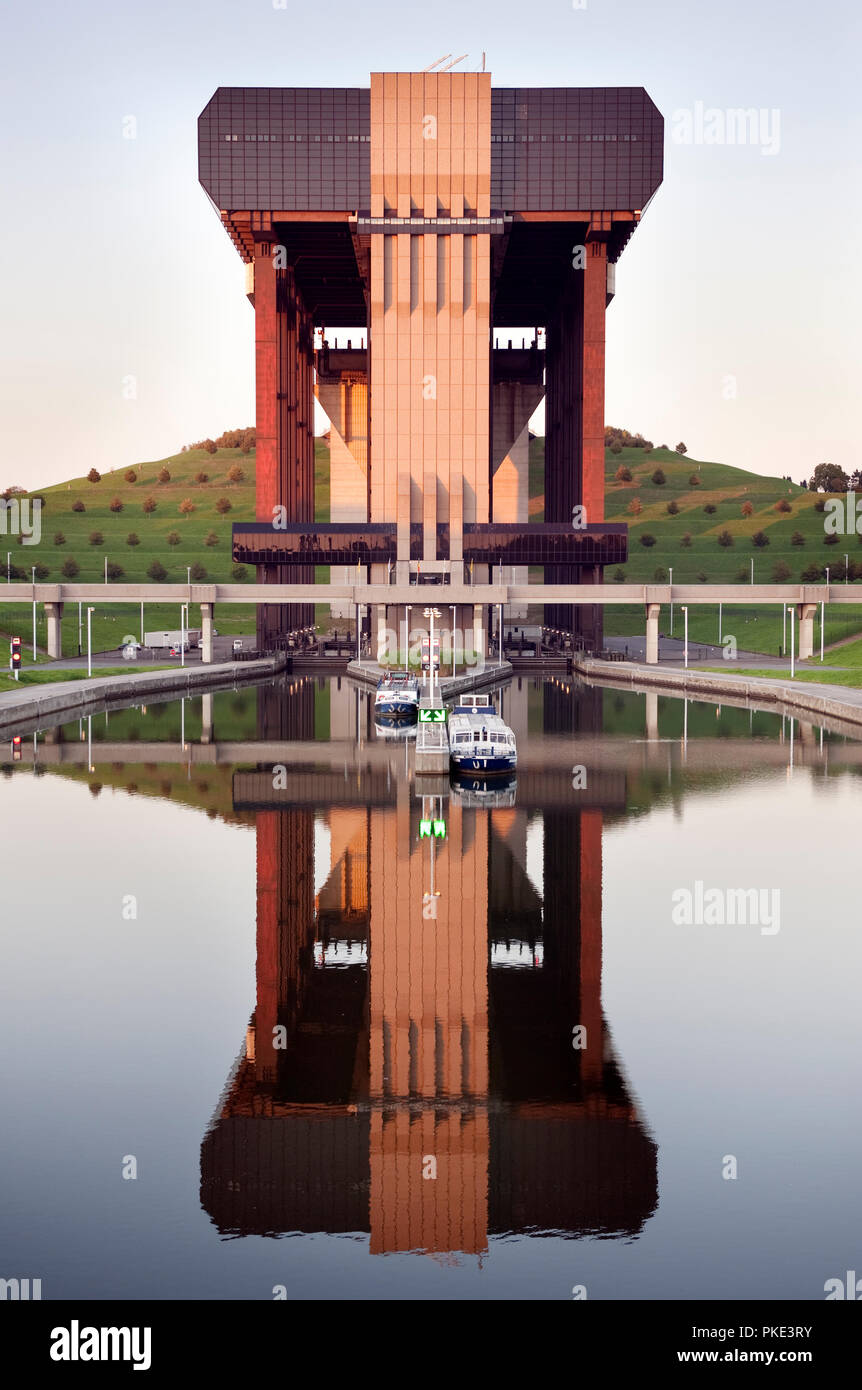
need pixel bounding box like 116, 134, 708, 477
787, 605, 795, 678
682, 605, 689, 669
403, 604, 411, 672
750, 558, 754, 584
180, 603, 188, 668
31, 566, 36, 660
104, 554, 108, 584
820, 597, 825, 662
669, 567, 673, 638
78, 601, 82, 657
424, 606, 441, 702
449, 603, 456, 679
845, 553, 849, 584
6, 552, 10, 582
87, 606, 95, 678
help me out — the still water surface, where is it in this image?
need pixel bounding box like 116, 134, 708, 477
0, 676, 859, 1300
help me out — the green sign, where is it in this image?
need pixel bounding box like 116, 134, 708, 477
418, 708, 447, 723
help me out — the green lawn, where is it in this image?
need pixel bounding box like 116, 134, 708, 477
0, 665, 172, 695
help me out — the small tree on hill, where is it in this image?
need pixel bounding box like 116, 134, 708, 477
61, 558, 80, 578
752, 530, 769, 548
53, 532, 66, 546
772, 561, 791, 582
231, 564, 248, 582
627, 497, 642, 516
179, 498, 196, 517
680, 532, 693, 548
666, 499, 680, 516
809, 462, 849, 493
89, 530, 104, 547
775, 498, 792, 513
791, 530, 805, 546
651, 468, 666, 485
703, 502, 717, 515
639, 532, 657, 547
166, 531, 181, 547
106, 562, 124, 581
675, 442, 687, 455
204, 531, 219, 547
190, 561, 207, 580
87, 468, 101, 483
126, 533, 140, 547
203, 440, 218, 455
157, 467, 171, 484
215, 496, 232, 515
824, 532, 839, 546
227, 464, 245, 485
717, 529, 733, 547
610, 441, 622, 455
801, 562, 824, 582
614, 466, 632, 483
71, 499, 85, 513
688, 474, 701, 487
147, 560, 168, 582
194, 471, 209, 486
741, 500, 754, 517
142, 496, 157, 515
109, 496, 124, 513
125, 470, 137, 484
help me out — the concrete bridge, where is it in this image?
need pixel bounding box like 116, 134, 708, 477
2, 580, 856, 662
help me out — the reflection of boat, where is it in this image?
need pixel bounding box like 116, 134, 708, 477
449, 694, 517, 775
374, 720, 417, 740
374, 672, 420, 723
450, 770, 517, 807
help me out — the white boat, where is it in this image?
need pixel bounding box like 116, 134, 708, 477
374, 671, 420, 723
448, 694, 517, 776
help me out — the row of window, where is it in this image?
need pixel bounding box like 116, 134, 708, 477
217, 133, 372, 143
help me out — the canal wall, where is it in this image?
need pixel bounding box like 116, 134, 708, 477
573, 654, 862, 732
346, 659, 513, 700
0, 655, 287, 736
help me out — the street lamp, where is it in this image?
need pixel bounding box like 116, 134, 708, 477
682, 605, 689, 669
750, 558, 754, 584
449, 603, 456, 679
180, 603, 188, 668
403, 604, 412, 672
669, 567, 673, 638
845, 553, 849, 584
87, 606, 95, 677
423, 606, 441, 702
787, 605, 795, 678
31, 566, 37, 660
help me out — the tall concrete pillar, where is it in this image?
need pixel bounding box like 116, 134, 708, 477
200, 603, 214, 664
797, 603, 817, 661
645, 603, 661, 665
44, 602, 64, 659
201, 692, 214, 744
374, 604, 390, 665
473, 604, 485, 666
645, 690, 659, 739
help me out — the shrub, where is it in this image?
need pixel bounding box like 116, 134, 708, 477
53, 532, 66, 546
813, 497, 826, 513
179, 498, 196, 516
801, 562, 824, 582
675, 442, 688, 455
688, 474, 701, 487
166, 531, 181, 547
703, 502, 717, 515
125, 470, 137, 484
653, 566, 669, 582
109, 496, 124, 513
741, 501, 754, 517
126, 533, 140, 547
106, 561, 124, 581
189, 561, 207, 580
772, 561, 792, 581
666, 499, 680, 516
142, 496, 157, 515
226, 464, 245, 485
651, 468, 666, 485
614, 465, 632, 482
88, 530, 104, 546
776, 498, 792, 513
61, 558, 80, 578
203, 440, 218, 455
204, 531, 219, 547
717, 529, 734, 547
157, 467, 171, 484
752, 530, 769, 548
87, 468, 101, 483
790, 530, 805, 547
680, 532, 693, 549
71, 500, 85, 513
194, 471, 209, 486
231, 564, 249, 582
697, 570, 708, 583
824, 532, 839, 546
610, 441, 622, 455
147, 560, 168, 581
33, 563, 50, 580
627, 497, 643, 516
215, 496, 232, 515
639, 532, 657, 548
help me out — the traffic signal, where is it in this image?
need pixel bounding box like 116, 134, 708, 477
10, 636, 22, 672
11, 735, 22, 762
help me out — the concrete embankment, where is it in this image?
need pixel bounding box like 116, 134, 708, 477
573, 654, 862, 732
0, 656, 287, 736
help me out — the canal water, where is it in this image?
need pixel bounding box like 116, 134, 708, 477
0, 675, 859, 1300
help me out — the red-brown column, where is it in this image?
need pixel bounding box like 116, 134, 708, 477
582, 237, 607, 526
255, 810, 280, 1086
578, 809, 603, 1089
254, 243, 278, 523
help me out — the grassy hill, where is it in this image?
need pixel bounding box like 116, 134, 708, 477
2, 438, 859, 660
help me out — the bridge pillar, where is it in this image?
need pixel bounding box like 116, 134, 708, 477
645, 602, 661, 665
473, 604, 485, 666
201, 692, 214, 744
645, 690, 659, 739
200, 603, 214, 664
797, 603, 817, 661
44, 601, 64, 659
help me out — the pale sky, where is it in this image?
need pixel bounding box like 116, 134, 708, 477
1, 0, 859, 491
